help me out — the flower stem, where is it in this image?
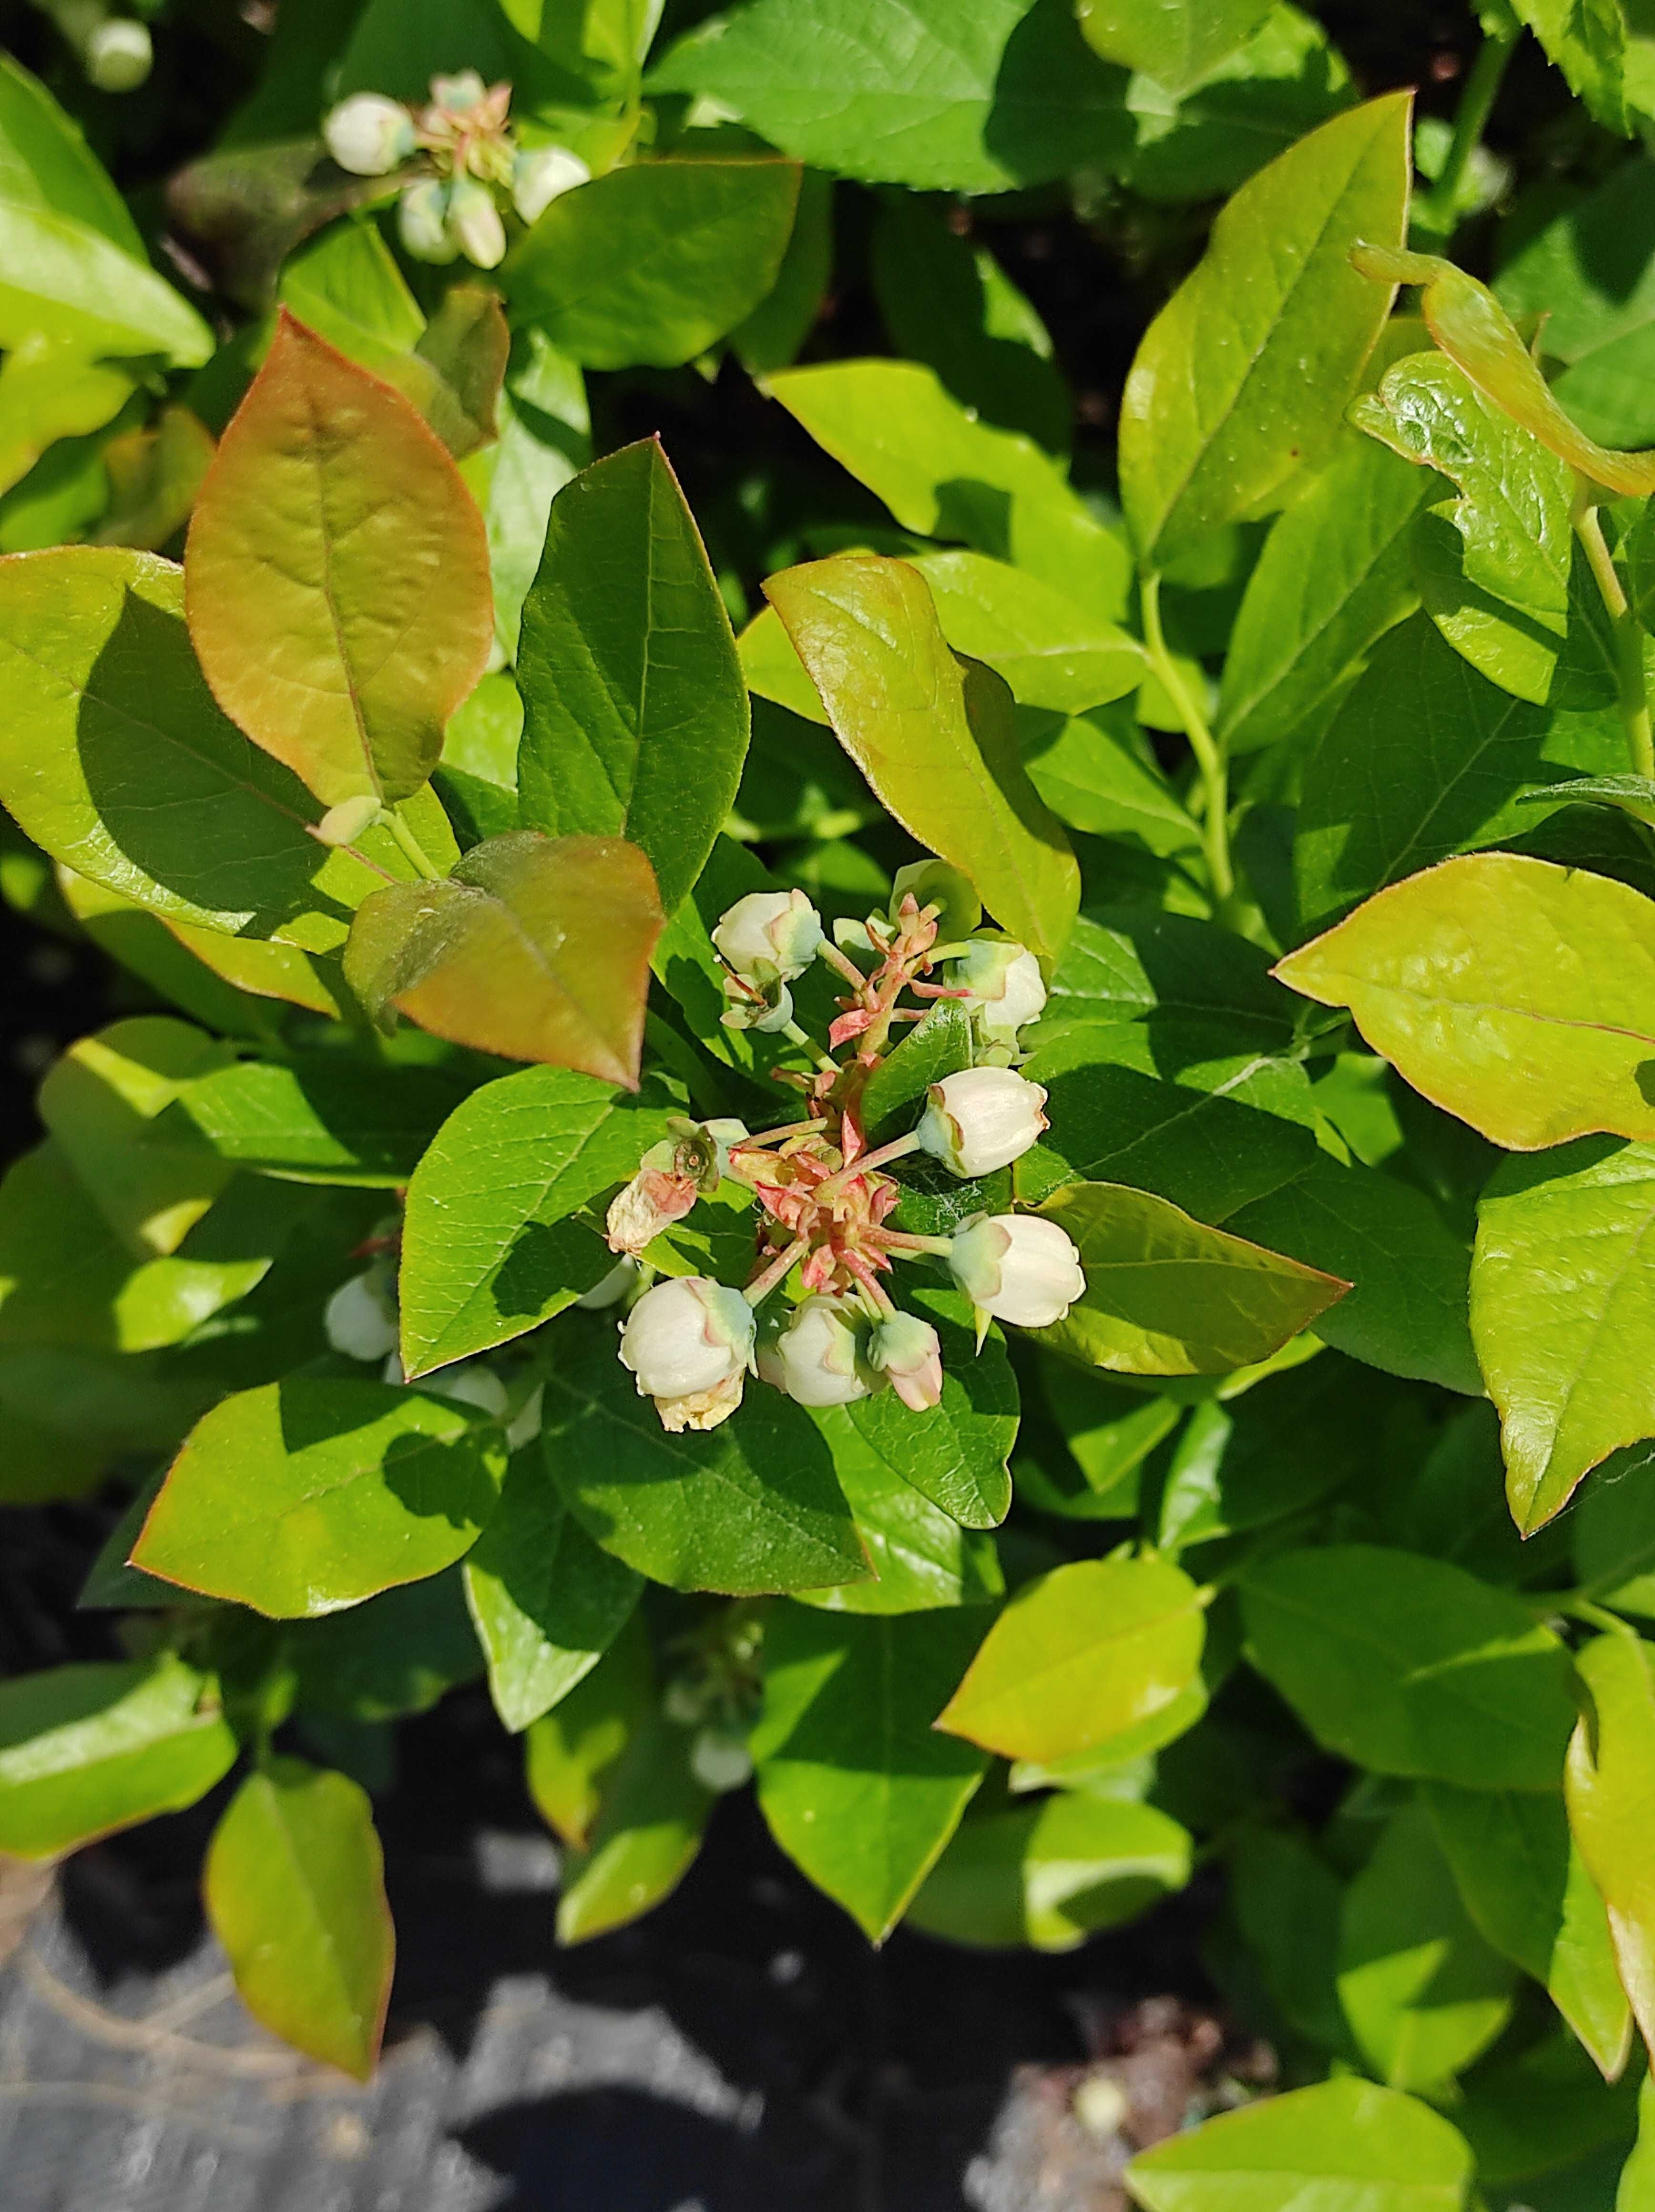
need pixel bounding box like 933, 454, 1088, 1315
1574, 500, 1655, 778
744, 1239, 808, 1307
1412, 18, 1521, 250
781, 1019, 838, 1075
380, 807, 444, 881
1141, 572, 1233, 907
816, 939, 869, 991
879, 1231, 955, 1257
817, 1131, 922, 1199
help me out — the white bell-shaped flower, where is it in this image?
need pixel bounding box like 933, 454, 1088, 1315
513, 144, 591, 223
867, 1311, 944, 1411
448, 176, 507, 268
84, 16, 152, 91
915, 1067, 1048, 1178
949, 1214, 1085, 1328
761, 1295, 872, 1407
712, 889, 823, 983
324, 92, 416, 175
951, 938, 1047, 1046
398, 178, 458, 263
324, 1269, 398, 1362
619, 1276, 755, 1402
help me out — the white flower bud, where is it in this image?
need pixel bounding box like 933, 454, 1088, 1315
430, 69, 490, 111
760, 1295, 873, 1407
619, 1276, 755, 1403
915, 1067, 1049, 1178
867, 1311, 944, 1411
448, 176, 507, 268
513, 144, 591, 224
712, 889, 823, 983
84, 16, 151, 92
951, 939, 1047, 1045
434, 1362, 509, 1417
325, 1270, 398, 1362
398, 179, 459, 263
324, 92, 416, 176
949, 1215, 1085, 1328
576, 1255, 644, 1310
505, 1382, 544, 1452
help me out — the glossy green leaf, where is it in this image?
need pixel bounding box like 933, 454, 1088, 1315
1337, 1800, 1518, 2092
168, 1055, 470, 1188
555, 1708, 713, 1944
936, 1554, 1204, 1763
0, 547, 452, 949
752, 1604, 988, 1940
909, 550, 1144, 714
732, 164, 834, 377
1216, 430, 1431, 757
1077, 0, 1275, 92
204, 1759, 393, 2082
1020, 705, 1199, 854
1425, 1781, 1632, 2079
0, 1655, 237, 1860
1032, 1179, 1347, 1376
504, 159, 801, 369
765, 554, 1078, 967
1567, 1632, 1655, 2065
797, 1407, 1003, 1614
1240, 1544, 1577, 1790
1512, 0, 1639, 134
907, 1792, 1191, 1952
1574, 1440, 1655, 1616
343, 829, 664, 1086
524, 1613, 654, 1849
765, 360, 1131, 614
1293, 616, 1624, 936
1228, 1823, 1349, 2050
463, 1455, 642, 1733
184, 312, 493, 811
541, 1319, 867, 1596
0, 336, 131, 502
398, 1065, 677, 1376
1119, 93, 1410, 568
133, 1377, 505, 1618
516, 438, 747, 912
288, 1569, 485, 1721
1472, 1139, 1655, 1533
648, 0, 1131, 195
485, 335, 591, 663
1278, 855, 1655, 1148
0, 52, 142, 254
1124, 2077, 1473, 2212
1622, 2072, 1655, 2207
846, 1285, 1018, 1530
858, 1001, 974, 1146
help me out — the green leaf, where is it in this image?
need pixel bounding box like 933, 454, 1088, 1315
765, 554, 1078, 967
184, 312, 493, 811
555, 1707, 714, 1944
485, 335, 591, 663
752, 1604, 988, 1940
343, 829, 664, 1086
1622, 2072, 1655, 2207
288, 1569, 485, 1720
732, 165, 835, 378
1337, 1799, 1519, 2092
796, 1407, 1004, 1614
0, 1654, 237, 1860
868, 195, 1069, 453
1228, 1823, 1349, 2050
1216, 431, 1431, 757
133, 1377, 505, 1618
541, 1319, 868, 1596
463, 1454, 642, 1733
1511, 0, 1638, 136
1575, 1440, 1655, 1616
1567, 1631, 1655, 2066
0, 547, 452, 949
1119, 93, 1411, 569
1425, 1781, 1632, 2079
1294, 616, 1624, 937
647, 0, 1131, 195
204, 1758, 393, 2081
1076, 0, 1275, 92
524, 1613, 654, 1848
0, 336, 131, 502
398, 1065, 677, 1376
936, 1554, 1205, 1763
1284, 853, 1655, 1146
909, 550, 1144, 714
516, 438, 748, 912
504, 158, 801, 369
764, 359, 1131, 614
1124, 2077, 1473, 2212
859, 1002, 974, 1147
845, 1285, 1018, 1530
1472, 1139, 1655, 1533
1032, 1179, 1348, 1376
907, 1792, 1191, 1951
167, 1055, 471, 1188
0, 52, 143, 254
1020, 705, 1200, 854
1240, 1544, 1578, 1790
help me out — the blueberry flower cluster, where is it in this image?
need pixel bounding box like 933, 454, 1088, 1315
601, 871, 1087, 1433
322, 72, 589, 270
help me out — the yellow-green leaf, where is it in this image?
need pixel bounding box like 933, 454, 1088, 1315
1566, 1632, 1655, 2066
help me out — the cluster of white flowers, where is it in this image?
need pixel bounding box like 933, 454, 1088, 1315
322, 72, 589, 270
601, 878, 1088, 1433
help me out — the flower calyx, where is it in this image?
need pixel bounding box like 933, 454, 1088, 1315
605, 1116, 750, 1258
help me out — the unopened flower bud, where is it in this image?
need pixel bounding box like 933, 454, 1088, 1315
325, 1269, 398, 1362
430, 69, 490, 110
324, 92, 416, 175
867, 1311, 944, 1411
313, 793, 381, 848
513, 143, 591, 223
760, 1295, 873, 1407
915, 1067, 1048, 1178
448, 176, 507, 268
619, 1276, 755, 1413
576, 1255, 644, 1310
712, 888, 823, 983
690, 1729, 753, 1791
951, 938, 1046, 1046
949, 1214, 1085, 1328
398, 178, 458, 262
84, 16, 151, 91
434, 1362, 509, 1418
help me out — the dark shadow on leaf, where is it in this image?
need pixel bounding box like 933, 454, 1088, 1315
490, 1214, 613, 1321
